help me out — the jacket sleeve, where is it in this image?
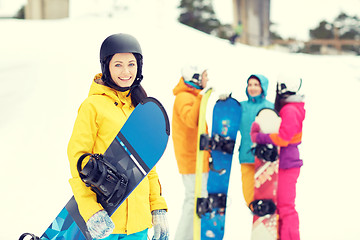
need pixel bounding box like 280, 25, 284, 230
256, 132, 274, 145
67, 100, 103, 222
269, 105, 301, 147
148, 167, 168, 212
174, 92, 202, 129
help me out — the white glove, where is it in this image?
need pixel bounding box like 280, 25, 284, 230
218, 92, 231, 101
152, 210, 169, 240
86, 210, 114, 239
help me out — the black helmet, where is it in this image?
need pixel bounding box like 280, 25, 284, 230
99, 33, 143, 93
100, 33, 142, 61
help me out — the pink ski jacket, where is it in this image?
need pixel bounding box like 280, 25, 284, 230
256, 100, 305, 169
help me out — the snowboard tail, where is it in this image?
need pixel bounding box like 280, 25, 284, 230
20, 97, 170, 240
19, 197, 91, 240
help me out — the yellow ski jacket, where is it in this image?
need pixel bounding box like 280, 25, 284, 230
67, 74, 167, 235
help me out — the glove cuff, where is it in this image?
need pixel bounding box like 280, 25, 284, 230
86, 210, 114, 239
152, 209, 166, 215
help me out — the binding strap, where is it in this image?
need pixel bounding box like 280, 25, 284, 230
77, 153, 129, 207
249, 199, 276, 217
19, 233, 40, 240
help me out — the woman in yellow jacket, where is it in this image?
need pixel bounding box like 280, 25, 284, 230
67, 33, 168, 240
172, 65, 210, 240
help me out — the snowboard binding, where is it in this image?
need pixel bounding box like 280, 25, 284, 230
201, 133, 235, 174
251, 144, 278, 162
19, 233, 40, 240
249, 199, 276, 217
200, 134, 235, 154
77, 153, 129, 207
213, 134, 235, 154
196, 193, 227, 218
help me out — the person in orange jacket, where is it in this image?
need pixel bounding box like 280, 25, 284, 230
172, 65, 210, 240
67, 33, 168, 240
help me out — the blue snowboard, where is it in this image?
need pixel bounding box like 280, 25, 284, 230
20, 97, 170, 240
200, 97, 241, 239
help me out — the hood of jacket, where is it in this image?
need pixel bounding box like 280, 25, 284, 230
246, 74, 269, 102
173, 77, 201, 97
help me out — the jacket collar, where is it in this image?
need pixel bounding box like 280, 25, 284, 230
173, 77, 201, 96
248, 94, 265, 103
90, 73, 132, 107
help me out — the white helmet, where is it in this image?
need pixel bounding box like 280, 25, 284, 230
181, 65, 206, 87
277, 72, 302, 95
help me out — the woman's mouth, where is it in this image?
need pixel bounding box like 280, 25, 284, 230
119, 77, 132, 81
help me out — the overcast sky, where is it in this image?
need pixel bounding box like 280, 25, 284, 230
214, 0, 360, 40
1, 0, 360, 40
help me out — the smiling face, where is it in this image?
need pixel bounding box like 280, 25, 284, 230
109, 53, 137, 88
247, 77, 262, 97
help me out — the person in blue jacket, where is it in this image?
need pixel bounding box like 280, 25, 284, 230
239, 74, 274, 206
220, 74, 273, 206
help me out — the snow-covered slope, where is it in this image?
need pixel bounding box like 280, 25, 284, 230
1, 1, 360, 239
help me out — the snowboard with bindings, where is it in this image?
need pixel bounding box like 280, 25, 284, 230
19, 97, 170, 240
197, 97, 242, 239
249, 108, 281, 240
193, 88, 213, 240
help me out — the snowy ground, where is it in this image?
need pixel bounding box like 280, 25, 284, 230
1, 1, 360, 239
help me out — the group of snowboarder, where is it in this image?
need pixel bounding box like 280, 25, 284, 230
172, 64, 305, 240
20, 32, 305, 240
